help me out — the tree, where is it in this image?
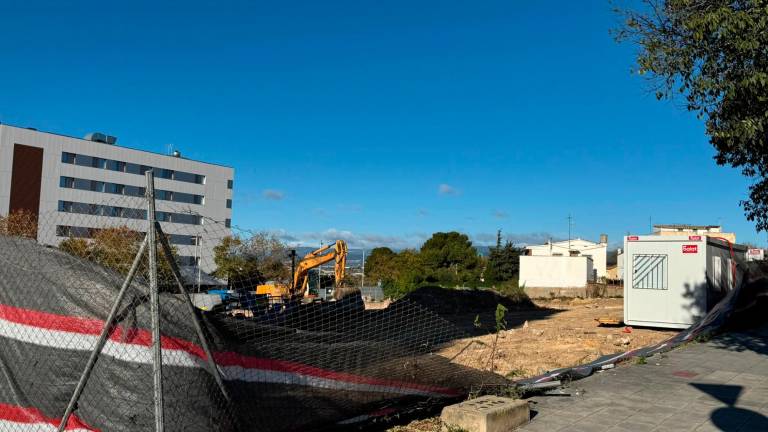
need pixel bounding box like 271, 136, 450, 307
485, 230, 523, 283
0, 210, 38, 239
58, 226, 179, 289
381, 249, 426, 299
364, 247, 398, 284
615, 1, 768, 229
420, 231, 482, 286
212, 232, 289, 289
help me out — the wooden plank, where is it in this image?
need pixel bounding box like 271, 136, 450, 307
595, 317, 623, 326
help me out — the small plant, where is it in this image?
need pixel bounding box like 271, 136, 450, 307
636, 356, 647, 365
495, 304, 508, 331
505, 368, 526, 378
473, 314, 482, 329
486, 304, 508, 372
694, 332, 712, 343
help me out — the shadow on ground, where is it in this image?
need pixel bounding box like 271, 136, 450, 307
691, 383, 768, 431
397, 286, 562, 336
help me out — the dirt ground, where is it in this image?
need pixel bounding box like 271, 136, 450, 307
386, 297, 677, 432
439, 297, 677, 379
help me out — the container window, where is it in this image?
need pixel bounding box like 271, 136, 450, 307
632, 254, 668, 290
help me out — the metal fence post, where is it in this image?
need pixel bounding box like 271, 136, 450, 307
146, 170, 165, 432
57, 236, 149, 432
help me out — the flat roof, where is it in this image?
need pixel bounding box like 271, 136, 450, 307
653, 224, 721, 229
0, 123, 233, 169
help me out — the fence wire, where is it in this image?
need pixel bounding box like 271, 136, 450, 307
0, 194, 505, 432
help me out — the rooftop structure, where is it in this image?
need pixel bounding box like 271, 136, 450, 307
652, 224, 736, 243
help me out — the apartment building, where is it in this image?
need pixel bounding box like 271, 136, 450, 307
0, 124, 233, 272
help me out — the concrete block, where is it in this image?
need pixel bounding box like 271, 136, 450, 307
441, 395, 529, 432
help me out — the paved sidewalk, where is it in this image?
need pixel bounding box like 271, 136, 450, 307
519, 323, 768, 431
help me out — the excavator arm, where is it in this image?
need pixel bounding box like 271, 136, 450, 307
291, 240, 348, 298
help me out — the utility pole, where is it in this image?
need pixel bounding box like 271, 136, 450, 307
567, 214, 573, 252
289, 249, 297, 285
649, 216, 652, 234
361, 248, 365, 290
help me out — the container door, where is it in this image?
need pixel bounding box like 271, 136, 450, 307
627, 253, 670, 324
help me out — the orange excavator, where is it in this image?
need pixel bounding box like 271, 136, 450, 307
256, 240, 349, 301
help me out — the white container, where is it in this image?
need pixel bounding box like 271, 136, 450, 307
623, 235, 746, 329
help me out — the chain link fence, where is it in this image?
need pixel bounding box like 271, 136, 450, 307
0, 173, 507, 431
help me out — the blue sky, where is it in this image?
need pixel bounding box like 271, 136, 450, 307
0, 0, 761, 248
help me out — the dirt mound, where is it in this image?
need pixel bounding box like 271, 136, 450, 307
398, 286, 536, 315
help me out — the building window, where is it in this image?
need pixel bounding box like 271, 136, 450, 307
60, 176, 75, 188
173, 171, 205, 185
632, 254, 668, 290
58, 176, 203, 205
59, 151, 209, 185
154, 167, 174, 179
227, 179, 233, 189
225, 218, 231, 228
226, 199, 232, 209
61, 152, 76, 164
177, 256, 201, 266
167, 234, 199, 246
57, 200, 198, 225
106, 160, 125, 172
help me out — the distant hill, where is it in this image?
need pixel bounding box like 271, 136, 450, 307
290, 245, 494, 266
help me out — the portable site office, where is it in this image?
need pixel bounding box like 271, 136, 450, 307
623, 235, 747, 329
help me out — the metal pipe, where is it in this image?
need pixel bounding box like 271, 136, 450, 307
154, 222, 236, 412
146, 171, 165, 432
57, 236, 149, 432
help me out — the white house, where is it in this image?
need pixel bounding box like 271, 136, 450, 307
519, 255, 595, 288
524, 236, 608, 279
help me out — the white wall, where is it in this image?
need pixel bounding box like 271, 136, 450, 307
526, 239, 608, 278
519, 255, 591, 288
617, 250, 624, 280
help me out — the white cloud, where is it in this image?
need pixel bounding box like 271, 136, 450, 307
438, 183, 460, 196
275, 228, 430, 249
262, 189, 285, 201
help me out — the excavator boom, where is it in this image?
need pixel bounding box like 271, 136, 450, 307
291, 240, 348, 298
256, 240, 348, 300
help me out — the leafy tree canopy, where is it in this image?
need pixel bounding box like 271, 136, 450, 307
615, 0, 768, 229
364, 247, 398, 283
212, 232, 289, 289
485, 230, 523, 284
59, 226, 179, 289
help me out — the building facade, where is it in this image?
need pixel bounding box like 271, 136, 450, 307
524, 237, 608, 278
0, 124, 233, 272
652, 224, 736, 244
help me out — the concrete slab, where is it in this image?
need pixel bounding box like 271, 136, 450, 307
441, 395, 530, 432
